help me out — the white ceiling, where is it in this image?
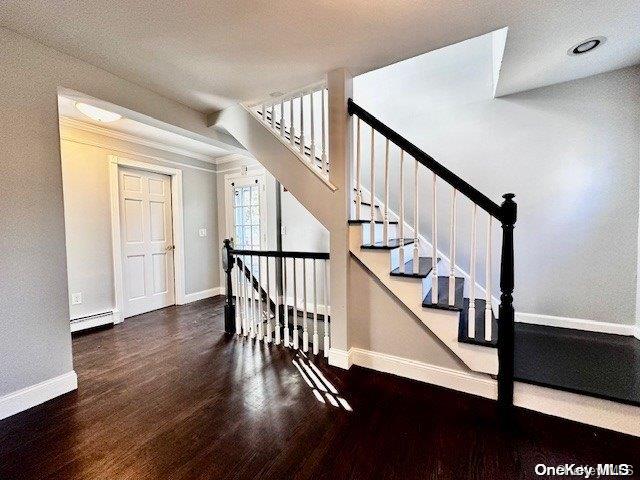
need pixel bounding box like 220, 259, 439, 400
58, 95, 235, 163
2, 1, 639, 112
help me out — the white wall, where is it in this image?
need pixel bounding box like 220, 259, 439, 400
60, 123, 220, 320
354, 35, 640, 327
0, 27, 238, 401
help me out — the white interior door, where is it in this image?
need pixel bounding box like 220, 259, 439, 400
119, 167, 175, 318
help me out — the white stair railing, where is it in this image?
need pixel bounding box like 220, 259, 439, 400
223, 243, 331, 358
246, 81, 330, 180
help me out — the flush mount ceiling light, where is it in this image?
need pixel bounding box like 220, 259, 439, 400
567, 36, 606, 56
75, 102, 122, 122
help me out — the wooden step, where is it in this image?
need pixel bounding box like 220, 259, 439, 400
348, 219, 398, 225
457, 298, 498, 347
361, 238, 415, 250
422, 276, 465, 311
390, 257, 435, 278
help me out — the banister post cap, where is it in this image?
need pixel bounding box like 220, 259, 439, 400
501, 194, 517, 224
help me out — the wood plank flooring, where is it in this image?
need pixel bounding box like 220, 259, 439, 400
1, 296, 638, 479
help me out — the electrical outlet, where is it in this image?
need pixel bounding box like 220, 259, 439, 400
199, 228, 207, 237
281, 226, 287, 235
71, 292, 83, 305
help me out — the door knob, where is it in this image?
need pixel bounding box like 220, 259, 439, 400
166, 245, 175, 251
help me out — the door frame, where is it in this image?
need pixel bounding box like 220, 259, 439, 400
224, 171, 268, 249
108, 155, 186, 322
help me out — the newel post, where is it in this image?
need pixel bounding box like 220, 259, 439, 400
222, 238, 236, 334
497, 194, 517, 407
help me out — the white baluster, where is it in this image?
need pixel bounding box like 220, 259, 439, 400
321, 88, 328, 175
257, 256, 264, 340
323, 259, 330, 356
310, 90, 316, 166
370, 126, 376, 245
383, 138, 390, 247
302, 259, 309, 352
265, 256, 272, 343
283, 257, 290, 347
299, 92, 305, 156
241, 255, 248, 336
312, 259, 319, 354
431, 174, 438, 304
249, 255, 256, 337
485, 216, 493, 342
289, 97, 295, 146
399, 150, 406, 272
235, 258, 242, 335
355, 118, 362, 219
293, 258, 299, 350
412, 159, 419, 274
280, 99, 285, 137
448, 189, 457, 306
468, 204, 478, 338
270, 102, 275, 129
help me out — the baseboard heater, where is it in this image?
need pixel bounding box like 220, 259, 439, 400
70, 311, 114, 333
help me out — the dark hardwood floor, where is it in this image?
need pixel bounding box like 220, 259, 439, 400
515, 323, 640, 406
1, 296, 638, 479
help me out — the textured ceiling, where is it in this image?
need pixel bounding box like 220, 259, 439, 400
2, 0, 639, 112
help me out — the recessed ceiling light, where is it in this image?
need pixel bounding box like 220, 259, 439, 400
75, 102, 122, 122
567, 36, 606, 56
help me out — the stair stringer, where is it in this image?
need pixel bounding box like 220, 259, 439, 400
349, 224, 498, 375
214, 104, 338, 229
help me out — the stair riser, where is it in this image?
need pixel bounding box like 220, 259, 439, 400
389, 242, 416, 271
352, 203, 381, 222
361, 223, 398, 245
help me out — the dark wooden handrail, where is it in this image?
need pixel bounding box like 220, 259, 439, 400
348, 99, 504, 221
230, 248, 329, 260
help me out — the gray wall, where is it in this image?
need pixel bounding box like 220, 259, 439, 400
0, 27, 234, 397
60, 124, 220, 320
355, 66, 640, 326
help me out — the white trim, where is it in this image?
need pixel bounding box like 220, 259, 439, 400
0, 371, 78, 420
514, 382, 640, 437
60, 134, 217, 173
349, 348, 497, 399
108, 155, 187, 320
184, 287, 225, 303
328, 348, 353, 369
515, 312, 637, 336
635, 325, 640, 341
70, 311, 115, 332
60, 116, 227, 164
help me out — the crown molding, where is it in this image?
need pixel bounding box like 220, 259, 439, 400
59, 116, 227, 164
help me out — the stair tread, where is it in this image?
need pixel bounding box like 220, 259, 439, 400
349, 219, 399, 225
361, 238, 415, 250
355, 200, 380, 208
458, 298, 498, 347
390, 257, 435, 278
422, 276, 465, 311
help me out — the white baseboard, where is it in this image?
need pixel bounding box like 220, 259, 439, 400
328, 348, 352, 369
635, 325, 640, 341
184, 287, 224, 304
0, 371, 78, 420
514, 382, 640, 437
349, 348, 497, 399
515, 312, 636, 336
70, 311, 115, 333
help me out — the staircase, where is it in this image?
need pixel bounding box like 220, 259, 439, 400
215, 74, 517, 405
